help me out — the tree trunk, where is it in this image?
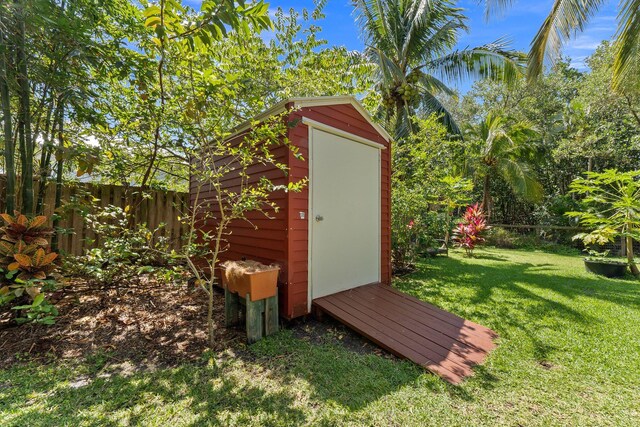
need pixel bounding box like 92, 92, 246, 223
15, 0, 33, 215
35, 101, 59, 214
0, 16, 15, 213
482, 174, 491, 221
627, 235, 639, 277
51, 105, 64, 251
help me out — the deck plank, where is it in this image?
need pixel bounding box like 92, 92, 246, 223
313, 283, 498, 384
348, 285, 496, 351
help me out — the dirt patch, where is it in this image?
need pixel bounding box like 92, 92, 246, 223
0, 276, 390, 370
287, 316, 398, 360
0, 276, 243, 369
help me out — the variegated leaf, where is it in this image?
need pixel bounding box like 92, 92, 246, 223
33, 248, 45, 266
0, 241, 15, 255
29, 216, 48, 229
15, 240, 27, 253
8, 262, 20, 271
0, 213, 13, 224
16, 215, 28, 226
43, 252, 59, 265
31, 237, 49, 247
14, 253, 32, 267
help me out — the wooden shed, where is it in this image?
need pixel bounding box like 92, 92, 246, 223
191, 96, 392, 320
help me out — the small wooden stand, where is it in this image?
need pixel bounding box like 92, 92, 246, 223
224, 288, 279, 344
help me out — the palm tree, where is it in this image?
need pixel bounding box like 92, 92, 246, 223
353, 0, 526, 137
484, 0, 640, 88
464, 113, 543, 220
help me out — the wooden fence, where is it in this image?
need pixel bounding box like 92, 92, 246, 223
0, 178, 189, 256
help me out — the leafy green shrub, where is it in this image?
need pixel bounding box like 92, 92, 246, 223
485, 227, 575, 251
65, 205, 179, 286
485, 227, 518, 249
567, 169, 640, 276
391, 181, 430, 271
534, 194, 581, 227
0, 213, 59, 325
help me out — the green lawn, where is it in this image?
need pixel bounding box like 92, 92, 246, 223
2, 248, 640, 426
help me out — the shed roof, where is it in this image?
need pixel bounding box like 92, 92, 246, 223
230, 96, 391, 142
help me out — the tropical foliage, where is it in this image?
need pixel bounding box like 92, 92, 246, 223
453, 203, 489, 257
0, 213, 58, 324
567, 169, 640, 276
484, 0, 640, 88
463, 112, 542, 219
353, 0, 526, 135
185, 113, 306, 347
391, 115, 471, 270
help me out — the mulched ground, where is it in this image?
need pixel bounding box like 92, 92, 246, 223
0, 276, 390, 370
0, 276, 230, 369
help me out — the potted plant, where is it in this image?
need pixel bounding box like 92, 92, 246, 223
566, 169, 640, 277
582, 250, 628, 278
221, 260, 279, 302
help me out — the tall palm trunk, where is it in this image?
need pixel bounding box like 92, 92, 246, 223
0, 16, 15, 213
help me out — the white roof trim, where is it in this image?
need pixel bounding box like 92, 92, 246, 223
227, 96, 391, 142
302, 117, 387, 150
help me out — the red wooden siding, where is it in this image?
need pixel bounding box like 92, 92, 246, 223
189, 132, 291, 287
191, 99, 392, 320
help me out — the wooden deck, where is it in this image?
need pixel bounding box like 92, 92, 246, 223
312, 283, 498, 384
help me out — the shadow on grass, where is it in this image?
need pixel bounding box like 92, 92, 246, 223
1, 360, 310, 426
396, 249, 640, 364
2, 321, 498, 427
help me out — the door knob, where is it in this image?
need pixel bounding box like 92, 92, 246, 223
315, 215, 324, 222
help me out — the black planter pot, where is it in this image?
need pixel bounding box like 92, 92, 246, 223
584, 259, 628, 278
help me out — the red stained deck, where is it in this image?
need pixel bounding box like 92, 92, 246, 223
312, 283, 498, 384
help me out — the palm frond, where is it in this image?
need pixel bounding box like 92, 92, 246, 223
415, 90, 460, 134
366, 45, 405, 85
417, 72, 454, 96
613, 0, 640, 90
528, 0, 605, 79
401, 2, 466, 65
428, 37, 526, 85
481, 0, 517, 21
413, 15, 467, 62
499, 158, 544, 202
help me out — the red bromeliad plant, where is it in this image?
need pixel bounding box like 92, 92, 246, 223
453, 203, 489, 256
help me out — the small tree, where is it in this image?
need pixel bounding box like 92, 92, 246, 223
431, 175, 473, 247
184, 113, 305, 348
566, 169, 640, 277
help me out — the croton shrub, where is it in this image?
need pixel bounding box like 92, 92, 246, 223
453, 203, 489, 257
0, 213, 59, 324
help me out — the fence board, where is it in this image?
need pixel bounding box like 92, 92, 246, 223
0, 177, 188, 256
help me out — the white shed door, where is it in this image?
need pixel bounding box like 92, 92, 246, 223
310, 128, 381, 300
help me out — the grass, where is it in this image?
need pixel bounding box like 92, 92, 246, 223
2, 247, 640, 426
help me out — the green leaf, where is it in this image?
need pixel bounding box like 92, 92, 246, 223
143, 5, 161, 18
145, 16, 162, 28
33, 293, 45, 307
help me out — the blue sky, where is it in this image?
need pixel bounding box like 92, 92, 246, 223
186, 1, 619, 91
